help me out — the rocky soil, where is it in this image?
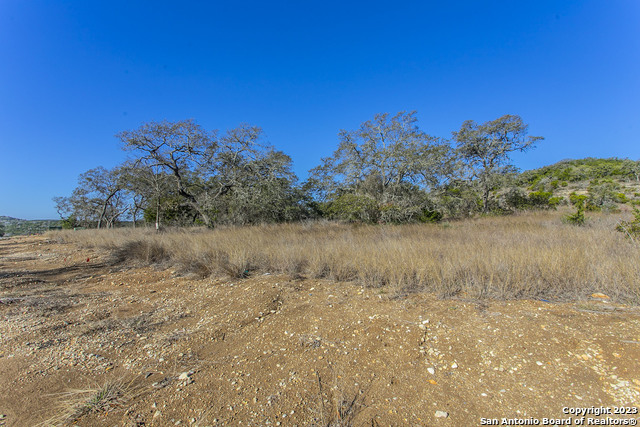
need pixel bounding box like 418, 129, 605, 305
0, 235, 639, 426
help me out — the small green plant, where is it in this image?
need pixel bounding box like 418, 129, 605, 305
616, 208, 640, 242
418, 208, 443, 223
565, 197, 586, 225
615, 192, 629, 203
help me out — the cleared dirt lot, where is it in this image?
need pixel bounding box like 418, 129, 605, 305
0, 235, 639, 426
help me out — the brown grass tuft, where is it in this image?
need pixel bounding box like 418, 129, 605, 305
39, 377, 141, 426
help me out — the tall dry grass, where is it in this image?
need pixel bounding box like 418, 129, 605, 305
49, 211, 640, 303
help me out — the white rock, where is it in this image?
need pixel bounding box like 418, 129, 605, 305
435, 410, 449, 418
451, 363, 458, 369
178, 372, 191, 380
427, 367, 435, 375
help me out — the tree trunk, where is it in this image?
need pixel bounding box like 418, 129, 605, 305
132, 207, 137, 228
97, 202, 108, 229
195, 205, 212, 227
482, 187, 490, 213
155, 199, 160, 231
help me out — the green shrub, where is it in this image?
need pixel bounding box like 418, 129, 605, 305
615, 193, 629, 203
61, 216, 79, 230
503, 188, 529, 210
503, 189, 560, 211
418, 209, 443, 223
528, 191, 556, 209
569, 192, 587, 206
549, 196, 563, 207
565, 198, 586, 226
327, 193, 380, 223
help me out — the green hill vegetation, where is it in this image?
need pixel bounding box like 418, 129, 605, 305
519, 157, 640, 185
514, 158, 640, 213
0, 216, 61, 237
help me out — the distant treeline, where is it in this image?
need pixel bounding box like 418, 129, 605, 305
53, 112, 640, 229
0, 217, 61, 236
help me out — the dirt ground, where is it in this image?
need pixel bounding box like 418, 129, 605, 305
0, 235, 639, 426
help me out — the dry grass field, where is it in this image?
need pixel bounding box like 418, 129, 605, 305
52, 210, 640, 304
1, 210, 639, 426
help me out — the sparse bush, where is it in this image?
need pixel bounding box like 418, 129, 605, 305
616, 208, 640, 242
378, 203, 415, 224
586, 179, 624, 211
437, 181, 482, 218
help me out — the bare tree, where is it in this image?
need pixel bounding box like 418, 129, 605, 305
75, 166, 128, 228
53, 166, 128, 228
121, 161, 171, 229
454, 114, 543, 213
310, 111, 451, 202
117, 119, 292, 227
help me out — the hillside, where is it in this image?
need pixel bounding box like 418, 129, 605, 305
517, 157, 640, 201
494, 158, 640, 213
519, 157, 639, 184
0, 216, 61, 237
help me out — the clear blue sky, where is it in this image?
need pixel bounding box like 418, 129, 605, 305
1, 1, 638, 219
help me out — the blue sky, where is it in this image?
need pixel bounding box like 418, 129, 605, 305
1, 1, 639, 219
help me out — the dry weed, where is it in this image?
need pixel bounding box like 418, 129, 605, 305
39, 377, 142, 426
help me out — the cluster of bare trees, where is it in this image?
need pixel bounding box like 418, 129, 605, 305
54, 112, 547, 228
55, 120, 310, 229
310, 112, 543, 221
